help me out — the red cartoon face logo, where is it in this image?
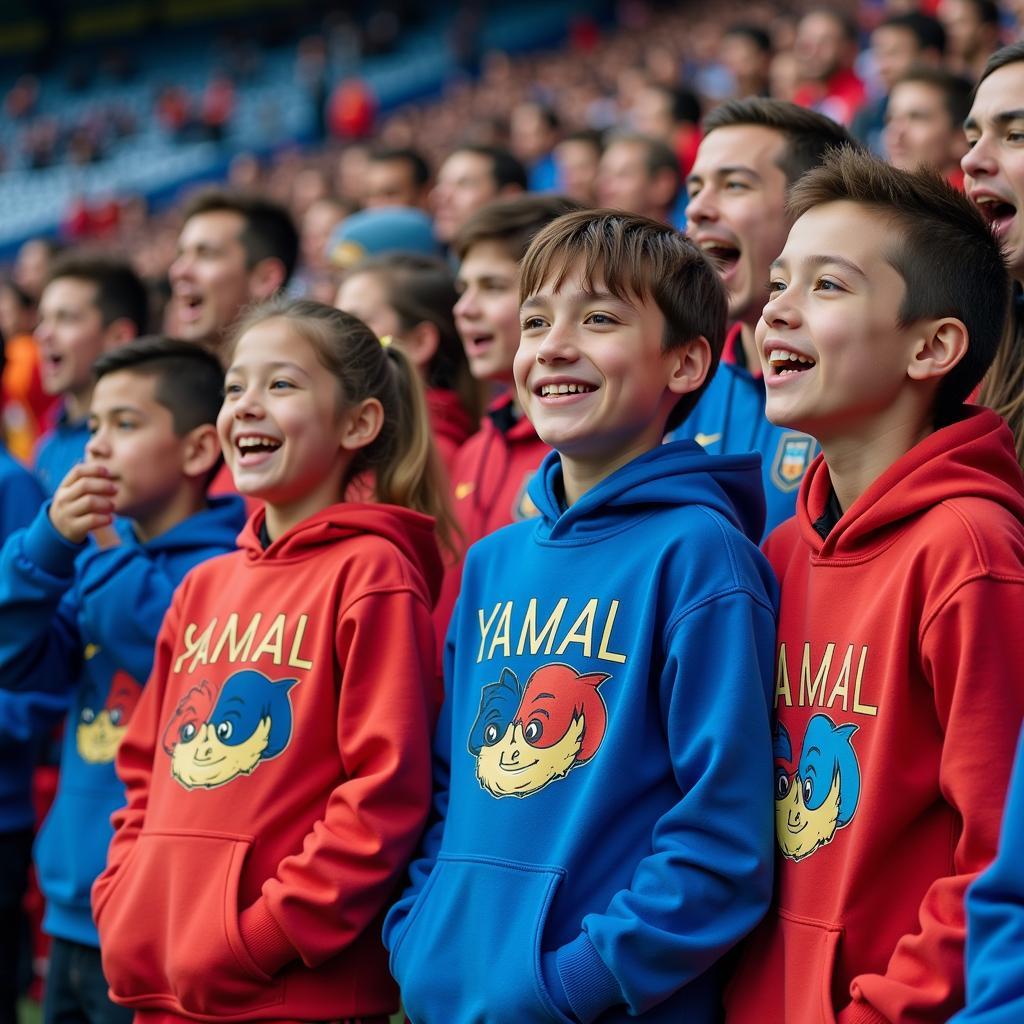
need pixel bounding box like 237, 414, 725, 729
468, 663, 609, 798
76, 671, 143, 764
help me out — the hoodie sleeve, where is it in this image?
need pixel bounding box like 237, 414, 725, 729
951, 725, 1024, 1024
839, 575, 1024, 1024
547, 586, 778, 1023
235, 584, 438, 976
0, 504, 86, 693
381, 615, 456, 959
0, 687, 70, 743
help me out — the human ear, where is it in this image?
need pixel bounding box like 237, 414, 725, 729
339, 397, 385, 451
182, 424, 222, 480
400, 321, 440, 372
101, 318, 139, 351
247, 257, 287, 301
907, 318, 968, 382
667, 335, 712, 397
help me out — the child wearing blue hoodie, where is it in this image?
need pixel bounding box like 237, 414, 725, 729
0, 337, 246, 1024
384, 210, 778, 1024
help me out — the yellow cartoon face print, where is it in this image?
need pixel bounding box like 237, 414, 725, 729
76, 673, 143, 764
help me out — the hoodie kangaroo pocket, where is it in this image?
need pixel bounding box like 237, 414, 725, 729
99, 830, 285, 1017
725, 908, 843, 1024
394, 855, 571, 1024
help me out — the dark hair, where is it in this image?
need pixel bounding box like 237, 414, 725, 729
605, 132, 682, 206
449, 144, 528, 192
519, 210, 728, 432
46, 254, 148, 334
369, 146, 431, 187
181, 188, 299, 284
724, 23, 773, 54
0, 277, 34, 312
978, 40, 1024, 84
802, 7, 859, 43
93, 335, 225, 436
644, 83, 702, 126
559, 128, 605, 154
227, 298, 457, 554
967, 0, 1002, 27
347, 252, 482, 421
703, 97, 859, 186
453, 194, 583, 263
788, 148, 1009, 426
877, 12, 946, 55
893, 67, 973, 128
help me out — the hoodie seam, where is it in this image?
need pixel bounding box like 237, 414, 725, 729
338, 583, 430, 620
532, 510, 661, 547
919, 571, 1024, 641
665, 584, 777, 636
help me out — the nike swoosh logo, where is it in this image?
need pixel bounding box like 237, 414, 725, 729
694, 433, 722, 447
455, 481, 476, 500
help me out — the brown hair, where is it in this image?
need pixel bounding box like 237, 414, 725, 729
452, 194, 583, 263
47, 253, 148, 334
518, 209, 728, 432
228, 297, 458, 555
788, 147, 1009, 426
347, 253, 483, 422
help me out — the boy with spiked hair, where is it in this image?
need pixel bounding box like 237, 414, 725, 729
385, 210, 778, 1022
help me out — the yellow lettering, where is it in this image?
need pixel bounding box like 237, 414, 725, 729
288, 614, 314, 670
799, 642, 834, 707
477, 604, 503, 664
852, 645, 877, 716
174, 618, 218, 675
486, 603, 513, 661
827, 645, 854, 711
597, 600, 627, 664
774, 643, 793, 708
555, 599, 598, 657
211, 612, 261, 665
516, 598, 568, 656
252, 613, 286, 665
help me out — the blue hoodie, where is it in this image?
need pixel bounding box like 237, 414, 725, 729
33, 407, 90, 497
672, 327, 818, 538
0, 495, 246, 946
953, 725, 1024, 1024
384, 441, 778, 1024
0, 446, 65, 833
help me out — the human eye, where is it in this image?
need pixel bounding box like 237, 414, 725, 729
521, 315, 547, 331
725, 178, 750, 191
814, 277, 844, 293
269, 378, 296, 391
766, 279, 787, 294
584, 311, 619, 326
115, 417, 137, 431
1008, 128, 1024, 144
223, 380, 243, 396
86, 417, 99, 435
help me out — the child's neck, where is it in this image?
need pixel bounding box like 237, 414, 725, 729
134, 488, 209, 543
561, 440, 658, 506
64, 387, 93, 424
820, 408, 934, 514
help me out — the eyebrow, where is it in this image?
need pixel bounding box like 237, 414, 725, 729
521, 289, 635, 312
227, 360, 310, 377
964, 108, 1024, 132
770, 254, 868, 280
686, 164, 761, 186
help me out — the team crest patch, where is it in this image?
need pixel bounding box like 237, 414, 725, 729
512, 472, 540, 521
771, 432, 816, 492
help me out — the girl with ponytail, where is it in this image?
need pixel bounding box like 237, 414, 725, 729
93, 297, 451, 1024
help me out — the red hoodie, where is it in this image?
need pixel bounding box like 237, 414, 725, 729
92, 502, 442, 1023
433, 390, 549, 645
725, 408, 1024, 1024
426, 385, 476, 480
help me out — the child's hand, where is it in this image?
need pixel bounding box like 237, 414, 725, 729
91, 524, 122, 550
49, 464, 118, 545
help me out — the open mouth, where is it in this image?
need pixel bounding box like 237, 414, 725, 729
701, 241, 741, 275
464, 333, 494, 355
236, 435, 282, 460
176, 293, 205, 321
539, 382, 597, 397
975, 195, 1017, 237
768, 348, 816, 376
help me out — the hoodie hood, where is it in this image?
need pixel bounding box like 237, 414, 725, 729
427, 387, 476, 450
797, 407, 1024, 558
527, 439, 766, 544
120, 494, 247, 554
238, 500, 443, 604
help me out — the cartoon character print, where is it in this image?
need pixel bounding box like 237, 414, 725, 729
774, 714, 861, 861
162, 670, 297, 790
76, 672, 143, 764
468, 663, 608, 798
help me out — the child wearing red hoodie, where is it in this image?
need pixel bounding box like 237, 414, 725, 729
724, 149, 1024, 1024
91, 298, 454, 1024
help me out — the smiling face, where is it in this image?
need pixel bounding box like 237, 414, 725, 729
686, 125, 791, 329
475, 718, 585, 797
516, 263, 693, 492
35, 277, 109, 401
85, 370, 195, 534
219, 318, 352, 530
171, 718, 271, 790
775, 765, 842, 860
963, 61, 1024, 281
758, 201, 920, 443
453, 241, 522, 384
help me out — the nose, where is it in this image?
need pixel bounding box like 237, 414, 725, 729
85, 424, 110, 461
453, 286, 479, 322
33, 318, 52, 345
169, 250, 192, 283
229, 382, 265, 420
761, 286, 801, 330
535, 319, 579, 365
685, 184, 716, 225
962, 135, 996, 180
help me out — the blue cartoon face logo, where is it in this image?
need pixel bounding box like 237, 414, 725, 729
774, 714, 861, 861
468, 664, 608, 798
161, 671, 297, 790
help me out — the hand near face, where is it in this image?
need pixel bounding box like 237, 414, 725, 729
49, 463, 117, 545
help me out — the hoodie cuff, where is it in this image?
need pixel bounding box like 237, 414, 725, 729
238, 900, 296, 978
837, 1002, 890, 1024
22, 504, 84, 578
556, 933, 621, 1024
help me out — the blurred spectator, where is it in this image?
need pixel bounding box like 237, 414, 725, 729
937, 0, 1002, 81
14, 239, 63, 303
720, 24, 773, 99
293, 196, 349, 302
326, 206, 441, 273
200, 74, 236, 143
509, 100, 562, 191
364, 146, 432, 209
335, 142, 373, 207
596, 132, 681, 225
5, 75, 39, 121
884, 67, 972, 185
328, 77, 377, 140
792, 9, 866, 126
629, 81, 703, 178
430, 144, 527, 245
554, 129, 604, 206
853, 12, 946, 150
